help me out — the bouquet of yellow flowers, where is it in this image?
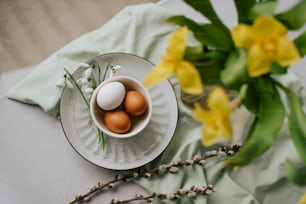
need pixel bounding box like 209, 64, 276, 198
144, 0, 306, 201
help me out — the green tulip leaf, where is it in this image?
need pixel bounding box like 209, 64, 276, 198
184, 46, 226, 62
285, 160, 306, 186
239, 83, 259, 115
183, 0, 229, 33
167, 15, 233, 51
275, 81, 306, 163
275, 0, 306, 30
233, 0, 256, 24
197, 61, 223, 85
269, 62, 287, 75
248, 1, 278, 21
226, 77, 285, 166
294, 30, 306, 56
220, 49, 250, 89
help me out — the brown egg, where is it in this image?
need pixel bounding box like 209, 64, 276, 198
104, 110, 131, 134
124, 91, 147, 116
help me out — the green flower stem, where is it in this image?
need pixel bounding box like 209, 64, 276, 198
64, 68, 90, 111
97, 63, 101, 84
91, 61, 101, 86
97, 128, 105, 150
64, 68, 105, 149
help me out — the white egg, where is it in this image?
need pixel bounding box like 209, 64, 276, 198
97, 82, 125, 110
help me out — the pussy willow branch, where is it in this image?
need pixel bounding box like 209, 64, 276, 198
110, 184, 216, 204
70, 144, 240, 204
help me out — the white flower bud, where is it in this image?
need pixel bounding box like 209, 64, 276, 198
187, 191, 196, 198
186, 160, 194, 165
66, 80, 74, 89
109, 65, 122, 78
144, 173, 151, 178
170, 160, 178, 165
135, 193, 144, 198
177, 188, 188, 195
81, 78, 89, 85
56, 77, 66, 87
115, 174, 123, 180
192, 155, 200, 161
110, 198, 120, 204
79, 62, 90, 68
146, 198, 153, 203
217, 151, 227, 157
168, 166, 178, 173
199, 159, 207, 165
77, 78, 89, 85
204, 150, 217, 157
112, 65, 122, 70
205, 189, 213, 195
133, 172, 139, 178
84, 68, 93, 78
227, 150, 235, 156
158, 165, 166, 173
84, 87, 94, 94
76, 78, 83, 85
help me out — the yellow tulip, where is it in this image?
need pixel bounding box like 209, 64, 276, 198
193, 87, 232, 147
231, 16, 300, 77
144, 26, 203, 95
300, 193, 306, 204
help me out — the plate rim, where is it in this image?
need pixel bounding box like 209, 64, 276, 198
60, 52, 179, 170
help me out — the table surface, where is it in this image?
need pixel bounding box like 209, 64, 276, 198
1, 0, 305, 204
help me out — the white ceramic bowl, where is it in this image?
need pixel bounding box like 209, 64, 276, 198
90, 76, 152, 138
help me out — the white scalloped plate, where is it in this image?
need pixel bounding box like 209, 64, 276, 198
60, 53, 178, 170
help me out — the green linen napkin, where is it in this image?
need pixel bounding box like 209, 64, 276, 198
136, 72, 306, 204
6, 3, 306, 204
6, 3, 178, 117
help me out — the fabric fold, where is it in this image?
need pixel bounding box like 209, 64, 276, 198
5, 2, 306, 204
136, 72, 306, 204
6, 3, 178, 117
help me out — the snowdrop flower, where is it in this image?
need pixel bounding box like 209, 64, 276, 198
84, 67, 93, 79
56, 77, 66, 87
79, 62, 90, 68
77, 78, 89, 85
109, 65, 122, 78
84, 87, 94, 94
66, 79, 74, 89
56, 76, 73, 89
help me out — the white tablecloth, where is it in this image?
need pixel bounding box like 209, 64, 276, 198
1, 0, 305, 204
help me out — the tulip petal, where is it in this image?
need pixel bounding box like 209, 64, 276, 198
248, 43, 272, 77
218, 117, 232, 139
299, 193, 306, 204
194, 98, 232, 147
144, 62, 175, 87
252, 16, 287, 40
194, 103, 212, 122
231, 24, 254, 48
166, 26, 188, 61
201, 124, 219, 147
176, 61, 203, 95
207, 87, 231, 113
276, 37, 301, 67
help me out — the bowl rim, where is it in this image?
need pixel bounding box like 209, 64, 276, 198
90, 75, 152, 139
